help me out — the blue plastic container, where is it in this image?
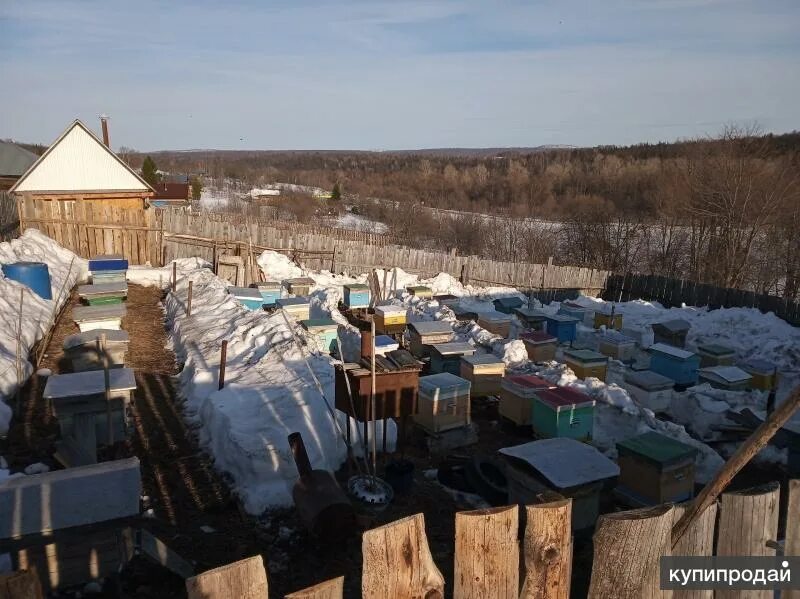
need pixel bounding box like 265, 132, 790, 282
2, 262, 52, 299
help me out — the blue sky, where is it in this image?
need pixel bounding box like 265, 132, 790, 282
1, 0, 798, 150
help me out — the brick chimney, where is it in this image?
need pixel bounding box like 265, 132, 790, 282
100, 114, 110, 147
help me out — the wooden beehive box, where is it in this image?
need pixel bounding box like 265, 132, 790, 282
434, 293, 460, 308
228, 286, 264, 310
545, 314, 579, 343
276, 297, 311, 321
477, 312, 512, 338
493, 296, 524, 314
451, 303, 480, 322
255, 281, 282, 307
564, 348, 608, 381
696, 343, 736, 367
343, 283, 370, 309
651, 319, 690, 348
72, 304, 126, 332
558, 304, 590, 325
520, 331, 558, 362
593, 308, 623, 330
597, 330, 636, 362
429, 342, 476, 376
284, 277, 315, 297
532, 387, 595, 440
415, 373, 471, 433
513, 307, 547, 331
408, 321, 454, 358
334, 359, 421, 422
374, 304, 407, 332
301, 318, 339, 354
737, 359, 778, 391
406, 285, 433, 299
648, 343, 700, 386
698, 365, 752, 391
460, 354, 505, 397
77, 282, 128, 306
616, 431, 698, 506
88, 254, 128, 273
63, 329, 129, 372
499, 438, 619, 530
499, 374, 554, 426
622, 369, 674, 412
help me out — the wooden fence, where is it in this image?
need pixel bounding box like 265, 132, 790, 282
187, 480, 800, 599
0, 192, 18, 242
604, 273, 800, 326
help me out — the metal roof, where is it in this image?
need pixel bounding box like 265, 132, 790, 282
10, 120, 154, 194
0, 141, 38, 177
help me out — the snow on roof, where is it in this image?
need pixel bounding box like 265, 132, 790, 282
649, 343, 696, 360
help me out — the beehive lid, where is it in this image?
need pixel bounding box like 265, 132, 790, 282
72, 304, 126, 322
520, 331, 557, 345
616, 431, 698, 467
738, 359, 777, 376
652, 319, 690, 334
90, 253, 123, 261
623, 369, 674, 390
228, 286, 262, 300
77, 282, 128, 297
63, 329, 129, 350
600, 330, 635, 345
514, 307, 547, 319
499, 438, 619, 490
564, 349, 607, 363
255, 281, 281, 290
375, 335, 399, 349
558, 305, 587, 315
407, 285, 432, 293
649, 343, 695, 360
461, 354, 504, 367
409, 321, 452, 335
344, 283, 369, 291
477, 312, 511, 324
502, 374, 552, 397
286, 277, 315, 285
430, 342, 475, 357
277, 297, 310, 307
545, 314, 579, 324
535, 387, 595, 411
419, 372, 471, 395
697, 343, 735, 356
301, 318, 338, 332
493, 297, 523, 308
699, 366, 751, 384
375, 304, 406, 316
44, 367, 137, 399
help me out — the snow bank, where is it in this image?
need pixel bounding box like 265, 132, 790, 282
127, 258, 211, 288
0, 230, 85, 432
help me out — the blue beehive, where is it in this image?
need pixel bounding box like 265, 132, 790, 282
557, 304, 589, 323
255, 281, 282, 307
2, 262, 52, 299
88, 254, 128, 271
648, 343, 700, 386
493, 296, 524, 314
343, 283, 370, 309
544, 314, 579, 343
229, 286, 264, 310
301, 319, 339, 354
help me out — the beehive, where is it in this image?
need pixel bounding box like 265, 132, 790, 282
276, 297, 311, 321
493, 296, 524, 314
434, 294, 460, 308
564, 349, 608, 381
406, 285, 433, 299
651, 319, 690, 348
738, 359, 778, 391
301, 319, 339, 354
648, 343, 700, 386
228, 286, 264, 310
698, 366, 752, 391
499, 374, 554, 426
63, 329, 129, 372
500, 438, 619, 530
72, 304, 126, 332
374, 335, 400, 356
520, 331, 558, 362
415, 373, 471, 433
593, 309, 622, 330
597, 330, 637, 362
374, 304, 407, 332
513, 307, 547, 331
616, 431, 697, 506
429, 342, 476, 376
696, 343, 736, 367
451, 303, 479, 322
77, 282, 127, 306
255, 281, 282, 307
408, 321, 454, 358
622, 370, 674, 412
343, 283, 370, 309
621, 325, 654, 349
460, 354, 505, 397
544, 314, 579, 343
90, 270, 126, 285
284, 277, 315, 297
558, 304, 590, 324
532, 387, 595, 440
88, 255, 128, 286
476, 312, 512, 338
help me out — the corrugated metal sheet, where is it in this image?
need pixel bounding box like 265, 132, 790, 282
0, 141, 38, 177
12, 120, 150, 193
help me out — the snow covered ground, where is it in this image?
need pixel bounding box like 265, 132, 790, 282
320, 212, 388, 234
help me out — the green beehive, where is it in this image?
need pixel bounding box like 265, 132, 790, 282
301, 318, 339, 354
532, 387, 595, 440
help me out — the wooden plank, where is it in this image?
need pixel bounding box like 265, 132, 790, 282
671, 501, 717, 599
588, 504, 673, 599
521, 499, 572, 599
786, 480, 800, 599
284, 576, 344, 599
185, 555, 268, 599
362, 513, 444, 599
454, 506, 519, 599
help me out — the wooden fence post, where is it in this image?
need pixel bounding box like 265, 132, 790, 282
172, 261, 177, 291
588, 504, 673, 599
187, 281, 193, 317
185, 555, 268, 599
285, 576, 344, 599
362, 513, 444, 599
671, 502, 718, 599
786, 480, 800, 599
218, 340, 228, 391
521, 499, 572, 599
454, 506, 519, 599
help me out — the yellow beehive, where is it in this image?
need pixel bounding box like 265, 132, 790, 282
374, 304, 407, 328
564, 349, 608, 381
460, 354, 505, 397
594, 311, 623, 330
738, 359, 778, 391
477, 312, 512, 338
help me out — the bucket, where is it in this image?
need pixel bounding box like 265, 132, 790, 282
384, 459, 415, 494
2, 262, 52, 299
